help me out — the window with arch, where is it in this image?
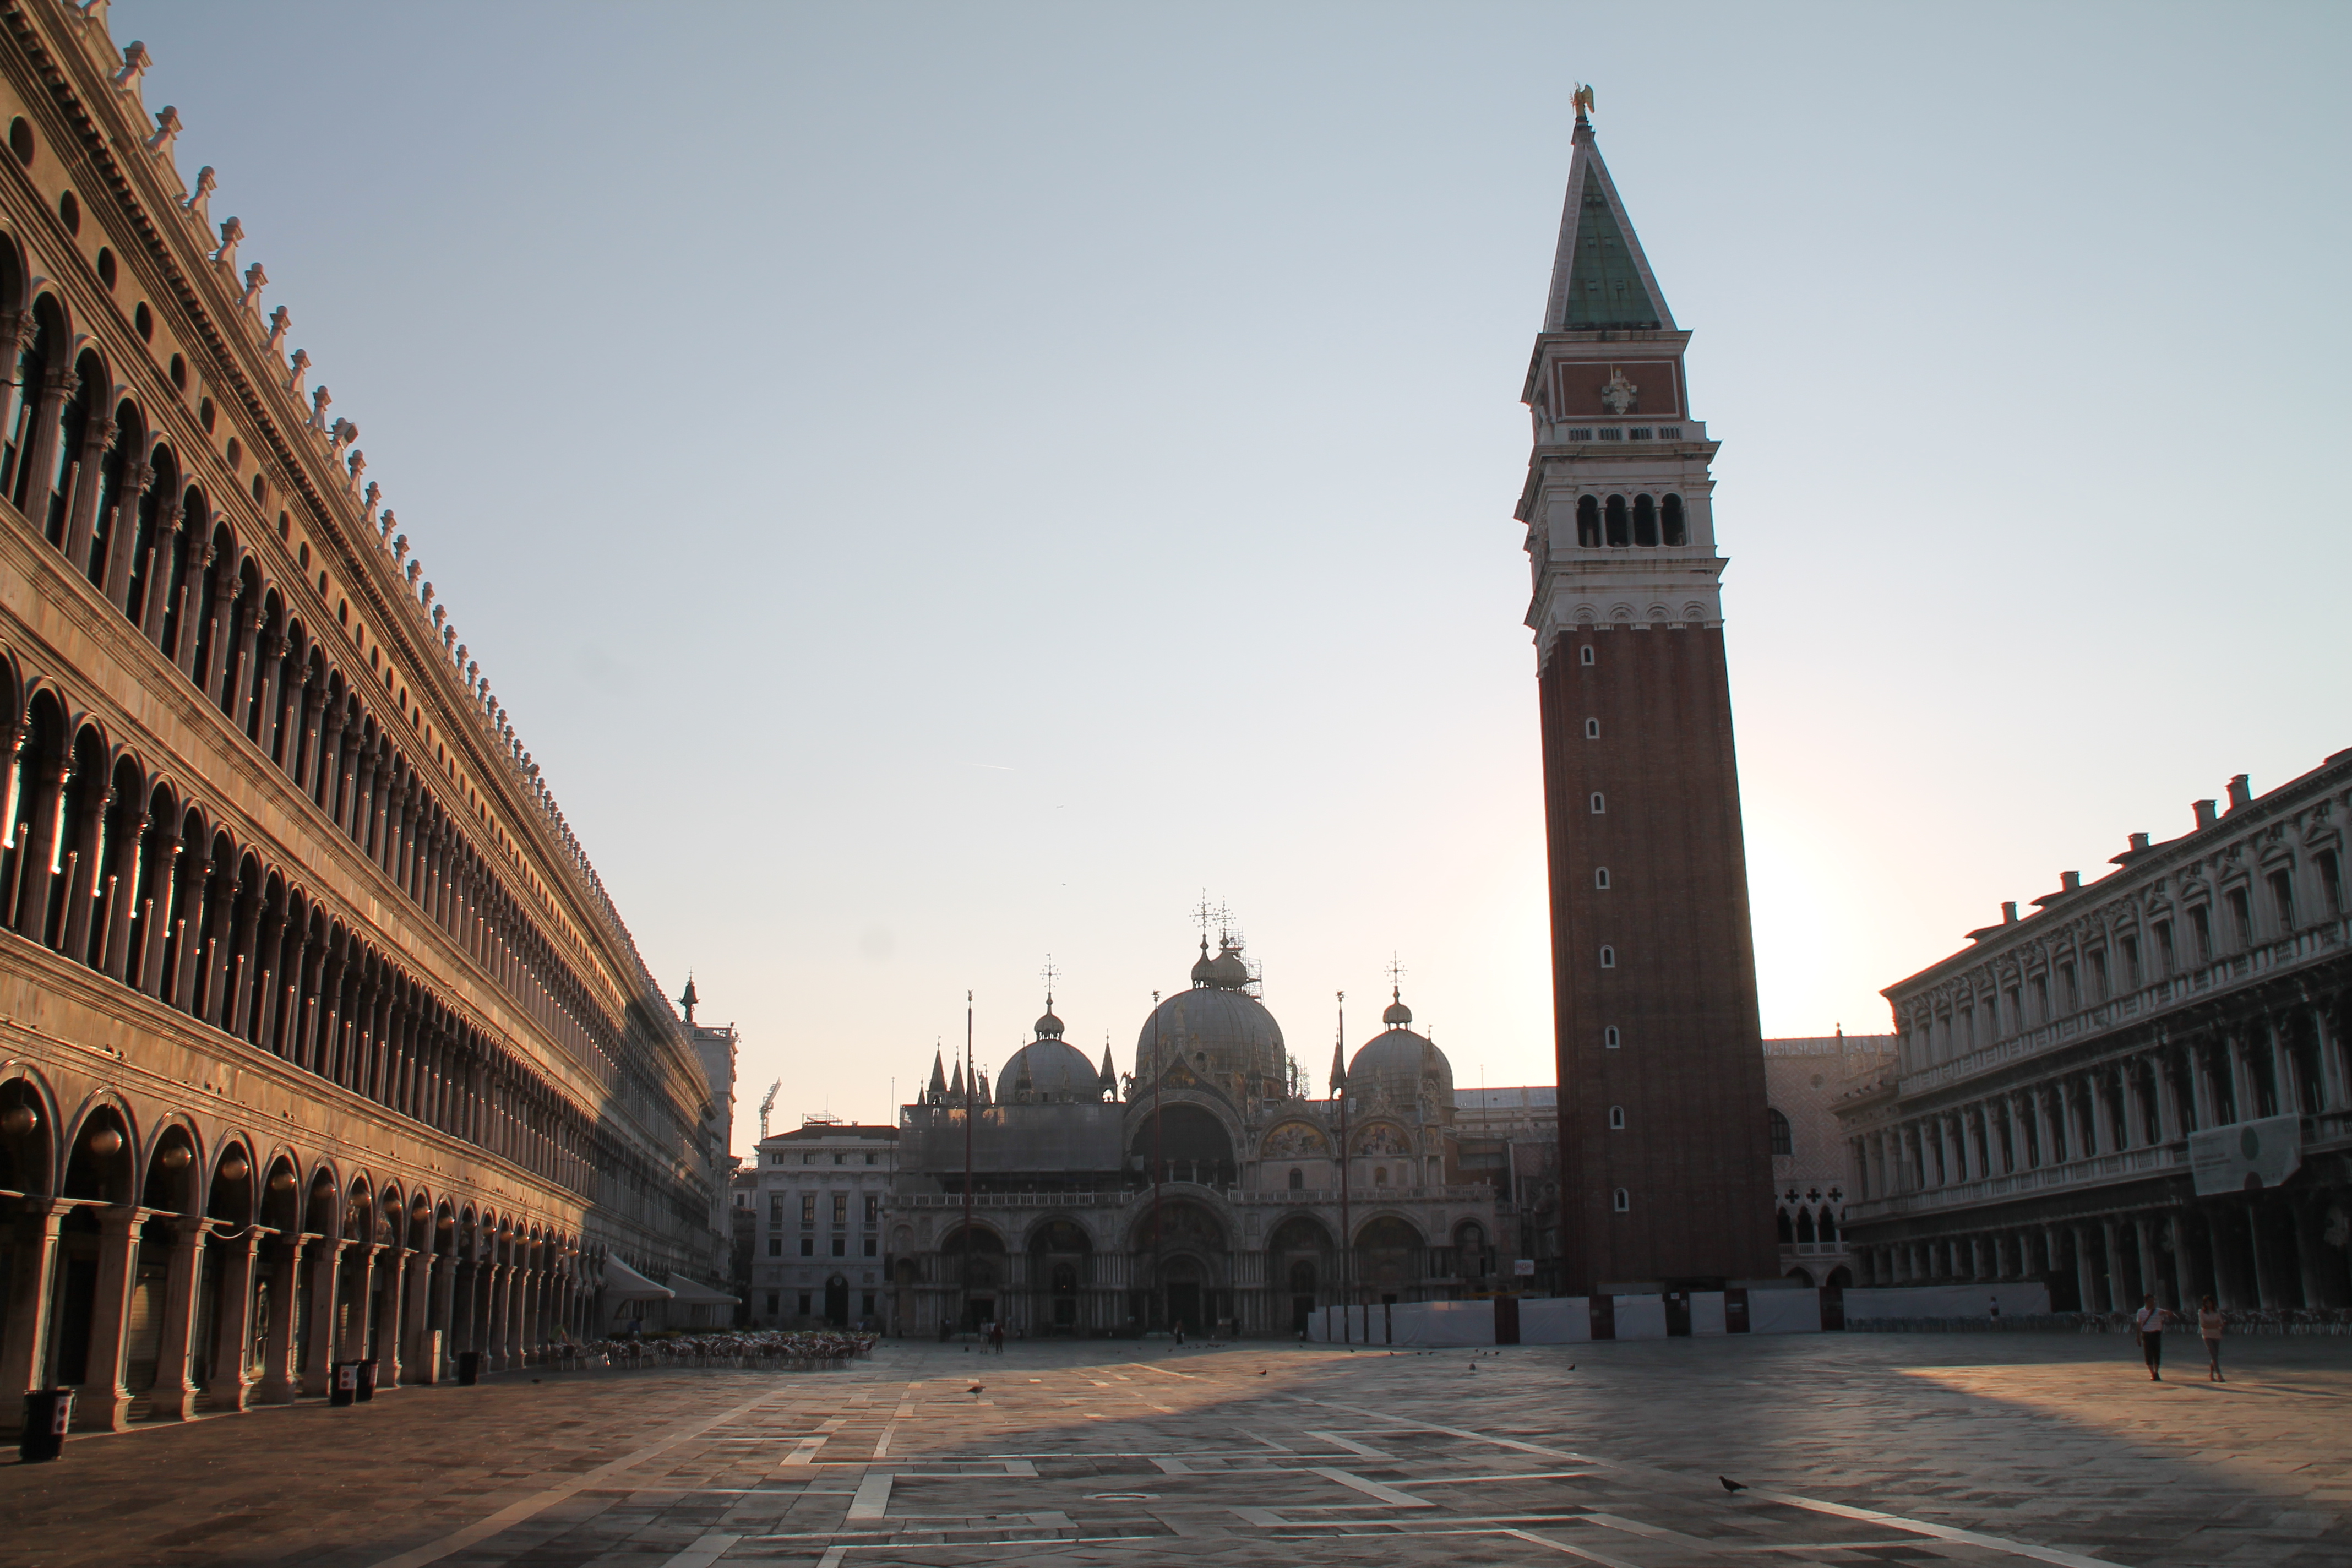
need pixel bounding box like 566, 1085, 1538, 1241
1288, 1167, 1303, 1190
1575, 493, 1599, 547
1594, 867, 1609, 890
1662, 493, 1686, 546
1578, 644, 1595, 666
1373, 1166, 1387, 1186
1608, 1105, 1626, 1130
1604, 494, 1629, 547
1604, 1025, 1620, 1048
1584, 717, 1600, 739
1768, 1107, 1793, 1156
1589, 792, 1605, 814
1599, 945, 1616, 969
1612, 1188, 1630, 1213
1633, 493, 1657, 546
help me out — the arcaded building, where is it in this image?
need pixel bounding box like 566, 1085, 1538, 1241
1516, 100, 1778, 1292
1841, 755, 2352, 1311
0, 9, 724, 1428
886, 935, 1507, 1337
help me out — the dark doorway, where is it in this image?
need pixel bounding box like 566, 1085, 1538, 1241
1166, 1283, 1200, 1333
824, 1275, 848, 1327
1494, 1294, 1521, 1345
1664, 1290, 1692, 1337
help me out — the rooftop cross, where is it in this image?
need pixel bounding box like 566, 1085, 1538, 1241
1385, 952, 1407, 998
1039, 954, 1060, 1003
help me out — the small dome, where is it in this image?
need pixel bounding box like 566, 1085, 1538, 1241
1347, 1016, 1453, 1107
1189, 940, 1218, 986
1003, 1038, 1102, 1100
1382, 992, 1412, 1027
1034, 1005, 1064, 1039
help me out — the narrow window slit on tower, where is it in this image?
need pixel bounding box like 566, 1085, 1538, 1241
1608, 1106, 1626, 1130
1604, 1025, 1620, 1048
1599, 945, 1615, 969
1612, 1189, 1630, 1213
1594, 867, 1609, 889
1579, 645, 1596, 666
1585, 718, 1600, 739
1589, 792, 1605, 814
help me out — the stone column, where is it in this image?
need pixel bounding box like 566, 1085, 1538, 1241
376, 1246, 407, 1387
0, 1201, 64, 1393
256, 1238, 302, 1404
485, 1262, 510, 1371
2204, 1207, 2244, 1309
2169, 1213, 2200, 1311
404, 1251, 437, 1382
99, 798, 147, 981
341, 1244, 378, 1363
505, 1267, 527, 1366
205, 1231, 262, 1412
73, 1207, 144, 1431
2101, 1218, 2129, 1311
149, 1223, 208, 1420
300, 1238, 345, 1396
2244, 1196, 2283, 1309
2313, 1006, 2349, 1112
2135, 1217, 2166, 1309
59, 410, 114, 570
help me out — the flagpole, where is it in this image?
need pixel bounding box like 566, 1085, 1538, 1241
962, 989, 973, 1333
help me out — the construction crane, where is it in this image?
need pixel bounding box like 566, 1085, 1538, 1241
757, 1080, 781, 1140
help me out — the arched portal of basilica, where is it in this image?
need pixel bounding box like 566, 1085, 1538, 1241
887, 934, 1509, 1336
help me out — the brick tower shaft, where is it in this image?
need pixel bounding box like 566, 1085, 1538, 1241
1517, 101, 1778, 1293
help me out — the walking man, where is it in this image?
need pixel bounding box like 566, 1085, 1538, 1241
2198, 1295, 2226, 1382
2133, 1293, 2171, 1381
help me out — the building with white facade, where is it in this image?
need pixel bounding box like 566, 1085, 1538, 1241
747, 1119, 897, 1329
1841, 755, 2351, 1312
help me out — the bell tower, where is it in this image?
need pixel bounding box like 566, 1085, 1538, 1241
1518, 95, 1778, 1293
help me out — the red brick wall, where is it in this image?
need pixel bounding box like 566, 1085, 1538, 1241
1539, 624, 1779, 1290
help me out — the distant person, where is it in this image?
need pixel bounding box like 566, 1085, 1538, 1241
938, 1319, 951, 1344
2133, 1294, 2171, 1381
1988, 1295, 2000, 1322
1174, 1322, 1186, 1347
989, 1322, 1005, 1354
2199, 1295, 2226, 1382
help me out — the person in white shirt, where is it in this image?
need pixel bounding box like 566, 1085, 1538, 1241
2198, 1295, 2226, 1382
2133, 1294, 2172, 1381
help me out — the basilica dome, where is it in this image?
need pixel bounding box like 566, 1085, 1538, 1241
1347, 992, 1453, 1109
1141, 938, 1287, 1087
1002, 1037, 1105, 1101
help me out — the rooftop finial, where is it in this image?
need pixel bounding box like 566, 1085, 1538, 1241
1572, 83, 1594, 122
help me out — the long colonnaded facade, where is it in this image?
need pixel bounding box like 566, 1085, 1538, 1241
1516, 98, 1778, 1292
888, 935, 1508, 1337
1842, 755, 2352, 1311
0, 6, 722, 1430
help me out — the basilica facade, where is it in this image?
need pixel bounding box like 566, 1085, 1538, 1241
886, 936, 1507, 1336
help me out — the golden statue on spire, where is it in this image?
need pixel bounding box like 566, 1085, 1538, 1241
1572, 83, 1595, 119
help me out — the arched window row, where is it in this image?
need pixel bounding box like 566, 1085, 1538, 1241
1574, 492, 1687, 549
0, 671, 600, 1203
0, 242, 638, 1106
0, 1060, 579, 1266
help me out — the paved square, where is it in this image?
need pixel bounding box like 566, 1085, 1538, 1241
6, 1332, 2350, 1567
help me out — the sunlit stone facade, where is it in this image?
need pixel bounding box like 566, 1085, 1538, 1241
0, 5, 723, 1429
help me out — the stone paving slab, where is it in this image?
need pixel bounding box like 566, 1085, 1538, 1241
3, 1332, 2349, 1566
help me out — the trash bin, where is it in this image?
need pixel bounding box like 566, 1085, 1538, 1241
330, 1360, 359, 1407
19, 1389, 73, 1463
355, 1359, 378, 1402
456, 1350, 482, 1386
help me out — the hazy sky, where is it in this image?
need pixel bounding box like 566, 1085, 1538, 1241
112, 2, 2349, 1154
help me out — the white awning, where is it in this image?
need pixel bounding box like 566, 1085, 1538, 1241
664, 1272, 739, 1306
602, 1255, 675, 1301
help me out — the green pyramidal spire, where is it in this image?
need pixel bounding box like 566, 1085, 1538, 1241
1542, 105, 1675, 334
